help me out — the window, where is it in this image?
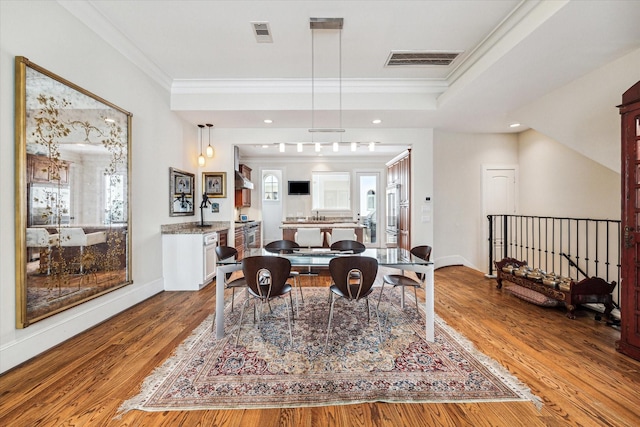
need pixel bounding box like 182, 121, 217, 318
263, 174, 279, 201
312, 172, 350, 210
104, 173, 126, 223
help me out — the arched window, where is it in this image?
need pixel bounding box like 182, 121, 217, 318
263, 174, 279, 201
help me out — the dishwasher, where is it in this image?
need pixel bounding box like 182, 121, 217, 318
203, 232, 218, 284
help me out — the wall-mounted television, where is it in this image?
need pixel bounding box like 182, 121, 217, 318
288, 180, 310, 195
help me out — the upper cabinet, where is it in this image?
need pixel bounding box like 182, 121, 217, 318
28, 154, 70, 185
235, 164, 252, 208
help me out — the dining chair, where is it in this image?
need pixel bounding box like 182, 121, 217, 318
325, 255, 382, 348
214, 245, 247, 314
294, 227, 324, 248
328, 240, 367, 285
377, 245, 432, 314
329, 239, 366, 253
237, 255, 295, 346
264, 240, 303, 312
26, 228, 59, 274
328, 228, 356, 245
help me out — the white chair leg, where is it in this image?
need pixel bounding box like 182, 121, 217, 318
235, 298, 250, 346
284, 297, 293, 346
370, 300, 384, 344
324, 295, 337, 350
376, 281, 386, 310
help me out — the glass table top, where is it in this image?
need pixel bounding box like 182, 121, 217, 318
218, 247, 432, 267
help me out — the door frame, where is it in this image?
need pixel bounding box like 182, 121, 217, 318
355, 170, 382, 248
481, 164, 518, 275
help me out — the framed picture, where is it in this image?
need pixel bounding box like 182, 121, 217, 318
170, 167, 195, 216
203, 172, 226, 198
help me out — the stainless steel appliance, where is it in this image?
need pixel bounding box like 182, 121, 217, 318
245, 222, 260, 249
386, 184, 400, 247
236, 221, 260, 250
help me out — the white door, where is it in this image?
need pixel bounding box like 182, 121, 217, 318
261, 169, 283, 244
356, 172, 381, 248
482, 165, 517, 274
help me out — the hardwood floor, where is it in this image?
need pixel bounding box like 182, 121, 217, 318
1, 266, 639, 426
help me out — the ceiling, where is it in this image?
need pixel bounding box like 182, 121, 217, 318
60, 1, 640, 158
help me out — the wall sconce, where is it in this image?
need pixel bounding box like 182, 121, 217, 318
369, 141, 375, 152
351, 142, 357, 151
197, 124, 206, 167
279, 142, 285, 152
206, 123, 214, 158
333, 142, 339, 152
297, 142, 303, 152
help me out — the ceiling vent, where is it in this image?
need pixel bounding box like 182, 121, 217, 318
251, 21, 273, 43
385, 51, 461, 66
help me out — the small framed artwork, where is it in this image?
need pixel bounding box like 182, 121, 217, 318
211, 202, 219, 213
170, 167, 195, 216
203, 172, 226, 198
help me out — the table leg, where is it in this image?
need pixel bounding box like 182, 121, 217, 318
215, 264, 240, 339
424, 265, 435, 342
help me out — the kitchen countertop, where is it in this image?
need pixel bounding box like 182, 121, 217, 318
280, 222, 364, 229
161, 221, 231, 234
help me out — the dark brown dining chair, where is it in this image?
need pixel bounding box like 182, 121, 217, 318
377, 245, 432, 313
325, 255, 382, 348
236, 255, 295, 346
329, 239, 366, 253
264, 240, 303, 311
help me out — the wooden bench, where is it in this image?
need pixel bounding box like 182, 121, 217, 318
495, 257, 615, 320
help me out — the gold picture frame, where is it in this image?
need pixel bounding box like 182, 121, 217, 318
203, 172, 226, 198
170, 167, 195, 216
15, 56, 132, 328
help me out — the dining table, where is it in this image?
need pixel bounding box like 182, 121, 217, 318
215, 247, 435, 342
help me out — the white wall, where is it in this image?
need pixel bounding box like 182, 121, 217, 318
433, 129, 621, 274
514, 47, 640, 173
518, 129, 620, 219
433, 131, 519, 271
0, 1, 190, 372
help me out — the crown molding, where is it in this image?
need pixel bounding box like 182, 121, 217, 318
58, 0, 173, 91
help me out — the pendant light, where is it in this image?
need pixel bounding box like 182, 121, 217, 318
197, 124, 205, 167
206, 123, 214, 158
309, 17, 345, 153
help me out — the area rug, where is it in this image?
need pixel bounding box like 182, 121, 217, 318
119, 287, 541, 413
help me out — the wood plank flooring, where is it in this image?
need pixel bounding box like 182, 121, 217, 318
1, 266, 639, 426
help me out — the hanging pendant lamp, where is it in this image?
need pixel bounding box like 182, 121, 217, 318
206, 123, 214, 158
197, 124, 206, 167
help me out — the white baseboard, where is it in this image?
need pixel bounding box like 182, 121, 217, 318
434, 255, 478, 271
0, 278, 164, 374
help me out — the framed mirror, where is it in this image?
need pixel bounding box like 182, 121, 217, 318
15, 56, 132, 328
170, 167, 195, 216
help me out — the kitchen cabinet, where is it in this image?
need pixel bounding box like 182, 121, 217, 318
234, 226, 245, 260
234, 164, 252, 207
28, 154, 70, 185
218, 229, 228, 247
162, 232, 218, 291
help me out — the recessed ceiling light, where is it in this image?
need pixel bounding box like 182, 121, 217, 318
264, 119, 273, 124
262, 144, 269, 148
509, 123, 521, 128
372, 119, 382, 124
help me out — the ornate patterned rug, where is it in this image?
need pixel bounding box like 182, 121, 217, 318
119, 287, 540, 413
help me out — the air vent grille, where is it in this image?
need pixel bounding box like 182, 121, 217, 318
386, 51, 461, 66
251, 21, 273, 43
